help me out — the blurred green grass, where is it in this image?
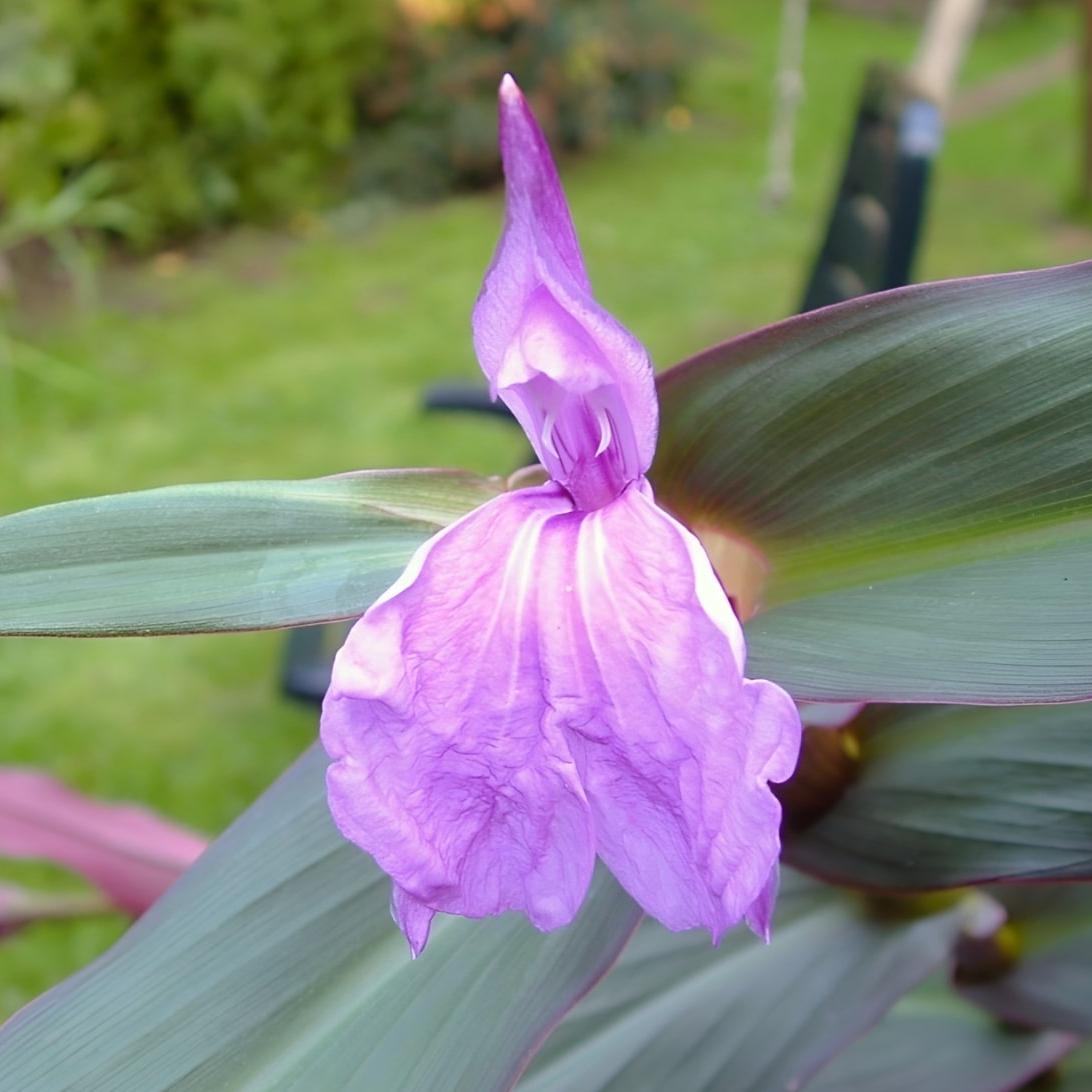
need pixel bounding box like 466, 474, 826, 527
1, 0, 1087, 1020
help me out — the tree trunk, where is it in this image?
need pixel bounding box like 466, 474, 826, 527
907, 0, 988, 110
765, 0, 811, 207
1083, 0, 1092, 203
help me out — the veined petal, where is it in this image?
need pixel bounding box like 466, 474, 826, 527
323, 480, 800, 950
545, 486, 802, 941
321, 486, 596, 953
472, 76, 657, 508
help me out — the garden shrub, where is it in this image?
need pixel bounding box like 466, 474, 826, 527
0, 0, 692, 250
353, 0, 696, 200
0, 0, 390, 248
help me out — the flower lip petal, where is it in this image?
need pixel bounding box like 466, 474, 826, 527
321, 481, 802, 951
545, 487, 802, 941
322, 485, 597, 955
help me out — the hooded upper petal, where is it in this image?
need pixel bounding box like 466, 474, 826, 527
322, 485, 597, 955
472, 76, 657, 510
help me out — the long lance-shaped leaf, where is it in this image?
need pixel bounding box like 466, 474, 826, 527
807, 984, 1078, 1092
655, 261, 1092, 703
0, 471, 501, 636
785, 704, 1092, 889
517, 872, 991, 1092
0, 745, 641, 1092
959, 887, 1092, 1035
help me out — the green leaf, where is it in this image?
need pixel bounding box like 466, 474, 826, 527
807, 985, 1077, 1092
786, 704, 1092, 889
0, 470, 501, 636
959, 887, 1092, 1035
655, 261, 1092, 702
518, 872, 983, 1092
0, 745, 641, 1092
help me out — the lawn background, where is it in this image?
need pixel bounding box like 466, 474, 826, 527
1, 0, 1088, 1019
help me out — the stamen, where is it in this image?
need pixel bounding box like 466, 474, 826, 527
540, 410, 560, 460
595, 407, 612, 457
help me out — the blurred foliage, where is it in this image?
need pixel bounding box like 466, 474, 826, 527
827, 0, 1053, 15
0, 0, 692, 250
353, 0, 695, 200
0, 0, 389, 249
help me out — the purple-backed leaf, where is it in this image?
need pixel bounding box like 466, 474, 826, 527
655, 261, 1092, 703
959, 887, 1092, 1035
807, 982, 1078, 1092
0, 769, 206, 915
518, 871, 992, 1092
0, 745, 642, 1091
785, 704, 1092, 890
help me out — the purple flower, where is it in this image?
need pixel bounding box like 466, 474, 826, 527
321, 76, 802, 956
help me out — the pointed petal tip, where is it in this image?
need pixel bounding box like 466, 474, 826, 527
744, 865, 779, 943
499, 72, 521, 101
750, 920, 774, 945
391, 884, 436, 959
709, 911, 771, 947
497, 73, 538, 146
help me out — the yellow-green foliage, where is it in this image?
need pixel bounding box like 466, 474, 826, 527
0, 0, 693, 249
0, 0, 388, 246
